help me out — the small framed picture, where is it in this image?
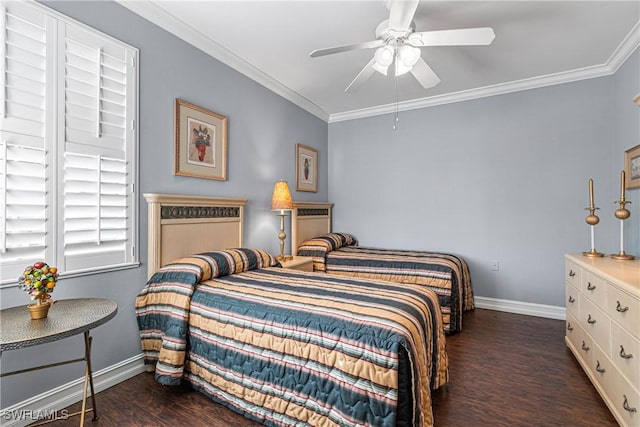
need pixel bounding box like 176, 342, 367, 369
625, 144, 640, 189
175, 99, 227, 181
296, 144, 318, 192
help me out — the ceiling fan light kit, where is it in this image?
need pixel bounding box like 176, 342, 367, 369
310, 0, 496, 93
395, 45, 420, 76
373, 46, 394, 75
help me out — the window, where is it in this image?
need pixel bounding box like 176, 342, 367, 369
0, 1, 138, 284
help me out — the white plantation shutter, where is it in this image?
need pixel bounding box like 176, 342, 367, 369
64, 24, 128, 151
0, 140, 50, 278
0, 1, 137, 283
0, 3, 52, 282
63, 153, 130, 270
1, 2, 48, 137
61, 22, 134, 272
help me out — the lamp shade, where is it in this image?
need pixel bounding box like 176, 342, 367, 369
271, 180, 293, 211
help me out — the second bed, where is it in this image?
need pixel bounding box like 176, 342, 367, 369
292, 202, 474, 334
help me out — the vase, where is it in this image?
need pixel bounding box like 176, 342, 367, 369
27, 301, 50, 320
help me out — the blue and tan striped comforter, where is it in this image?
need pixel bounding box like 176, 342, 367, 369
136, 249, 448, 427
297, 234, 473, 334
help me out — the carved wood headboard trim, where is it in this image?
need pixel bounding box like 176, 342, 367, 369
144, 193, 247, 278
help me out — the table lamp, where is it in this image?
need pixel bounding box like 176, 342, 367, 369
271, 180, 293, 261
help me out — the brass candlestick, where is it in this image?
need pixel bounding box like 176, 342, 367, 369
611, 170, 634, 260
583, 178, 604, 257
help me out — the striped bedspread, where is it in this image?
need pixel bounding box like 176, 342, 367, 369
136, 250, 448, 427
298, 239, 473, 334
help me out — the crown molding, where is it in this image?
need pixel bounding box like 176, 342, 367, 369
328, 63, 616, 123
117, 1, 638, 125
329, 21, 640, 123
115, 1, 330, 122
607, 20, 640, 72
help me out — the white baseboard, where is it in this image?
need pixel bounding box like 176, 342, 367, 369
474, 296, 566, 320
1, 354, 145, 427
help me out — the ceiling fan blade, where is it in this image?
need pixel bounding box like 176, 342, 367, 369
410, 57, 440, 89
310, 40, 385, 58
387, 0, 420, 32
345, 58, 377, 93
409, 27, 496, 47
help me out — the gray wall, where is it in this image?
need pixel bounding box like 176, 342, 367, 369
613, 49, 640, 254
328, 51, 639, 308
0, 1, 328, 407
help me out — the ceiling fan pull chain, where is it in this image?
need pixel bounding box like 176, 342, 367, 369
393, 73, 399, 130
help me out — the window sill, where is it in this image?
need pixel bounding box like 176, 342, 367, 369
0, 262, 141, 288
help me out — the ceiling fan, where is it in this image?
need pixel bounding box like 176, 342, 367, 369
309, 0, 495, 92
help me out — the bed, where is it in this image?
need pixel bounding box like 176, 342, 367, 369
291, 201, 474, 335
136, 194, 448, 427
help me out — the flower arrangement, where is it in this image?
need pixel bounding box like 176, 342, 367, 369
18, 261, 59, 305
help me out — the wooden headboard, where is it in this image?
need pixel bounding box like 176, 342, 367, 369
291, 201, 333, 255
144, 193, 247, 278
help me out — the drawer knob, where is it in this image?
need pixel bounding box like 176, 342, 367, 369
587, 314, 596, 324
616, 301, 629, 313
581, 341, 590, 352
569, 270, 576, 277
587, 282, 596, 291
568, 296, 575, 303
620, 345, 633, 360
623, 395, 637, 413
567, 322, 573, 331
595, 360, 606, 373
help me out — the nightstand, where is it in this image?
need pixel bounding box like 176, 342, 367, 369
279, 256, 313, 272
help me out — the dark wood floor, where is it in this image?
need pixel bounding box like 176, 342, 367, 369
40, 309, 617, 427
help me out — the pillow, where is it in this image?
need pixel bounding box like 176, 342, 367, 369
333, 232, 358, 247
194, 248, 278, 281
297, 233, 358, 271
149, 248, 278, 284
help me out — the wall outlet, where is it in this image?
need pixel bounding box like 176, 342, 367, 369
491, 260, 500, 271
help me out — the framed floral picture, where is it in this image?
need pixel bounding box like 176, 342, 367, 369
175, 99, 227, 181
296, 144, 317, 192
625, 144, 640, 189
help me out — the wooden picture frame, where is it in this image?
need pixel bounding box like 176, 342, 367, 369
296, 144, 318, 192
625, 144, 640, 189
175, 99, 227, 181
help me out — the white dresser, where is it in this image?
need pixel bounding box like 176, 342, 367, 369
565, 253, 640, 426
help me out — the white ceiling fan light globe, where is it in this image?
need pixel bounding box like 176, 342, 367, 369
374, 46, 394, 66
372, 45, 394, 75
395, 62, 411, 76
395, 45, 420, 76
372, 62, 389, 76
399, 45, 420, 67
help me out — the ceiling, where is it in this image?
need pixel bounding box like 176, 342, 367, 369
118, 1, 640, 122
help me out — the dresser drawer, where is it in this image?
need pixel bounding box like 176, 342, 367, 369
581, 297, 611, 352
582, 269, 608, 310
565, 260, 579, 286
604, 361, 640, 427
608, 285, 640, 340
566, 282, 580, 318
592, 343, 613, 392
567, 312, 593, 367
611, 322, 640, 386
